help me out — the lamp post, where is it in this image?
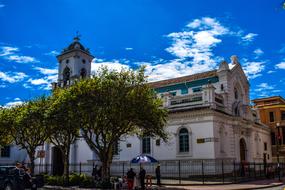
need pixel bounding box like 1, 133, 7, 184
276, 122, 281, 181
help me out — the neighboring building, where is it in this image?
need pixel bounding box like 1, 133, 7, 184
0, 145, 28, 164
252, 96, 285, 162
38, 38, 272, 175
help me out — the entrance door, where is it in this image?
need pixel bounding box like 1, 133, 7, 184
52, 146, 64, 175
240, 138, 247, 161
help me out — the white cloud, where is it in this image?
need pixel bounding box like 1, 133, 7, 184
242, 61, 265, 79
23, 83, 32, 89
267, 70, 275, 74
0, 4, 5, 8
45, 50, 59, 56
5, 100, 23, 107
255, 83, 274, 91
125, 48, 133, 51
91, 59, 130, 74
0, 46, 18, 56
276, 62, 285, 69
241, 33, 258, 42
0, 46, 38, 63
34, 67, 58, 75
6, 55, 38, 63
28, 78, 49, 85
27, 67, 58, 90
254, 83, 281, 97
0, 84, 6, 88
253, 48, 264, 57
165, 17, 229, 74
0, 71, 27, 83
14, 98, 21, 101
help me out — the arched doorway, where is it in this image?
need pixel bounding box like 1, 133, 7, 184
52, 146, 64, 176
240, 138, 247, 161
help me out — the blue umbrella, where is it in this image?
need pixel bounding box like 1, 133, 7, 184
131, 155, 158, 163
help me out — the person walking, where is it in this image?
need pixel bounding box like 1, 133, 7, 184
13, 162, 25, 190
139, 166, 146, 190
155, 164, 161, 186
126, 168, 136, 190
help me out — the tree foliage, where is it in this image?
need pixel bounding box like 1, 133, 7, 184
68, 67, 168, 179
10, 97, 51, 174
0, 108, 13, 147
47, 87, 81, 185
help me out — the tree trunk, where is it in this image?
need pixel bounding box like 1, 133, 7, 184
101, 154, 112, 180
63, 152, 70, 186
28, 151, 36, 175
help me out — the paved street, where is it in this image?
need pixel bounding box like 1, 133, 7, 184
260, 185, 284, 190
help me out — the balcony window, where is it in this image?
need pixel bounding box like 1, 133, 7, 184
192, 87, 202, 93
181, 88, 188, 95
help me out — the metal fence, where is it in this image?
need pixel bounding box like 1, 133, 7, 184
2, 159, 285, 185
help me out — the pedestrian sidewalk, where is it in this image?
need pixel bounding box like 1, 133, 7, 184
42, 178, 284, 190
157, 178, 284, 190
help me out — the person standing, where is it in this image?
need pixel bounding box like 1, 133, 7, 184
92, 165, 98, 180
126, 168, 136, 190
155, 165, 161, 186
139, 166, 146, 190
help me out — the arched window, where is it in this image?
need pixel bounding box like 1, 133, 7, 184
179, 128, 189, 152
142, 137, 151, 154
80, 68, 87, 79
234, 88, 238, 99
63, 67, 71, 86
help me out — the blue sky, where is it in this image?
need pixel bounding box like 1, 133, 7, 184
0, 0, 285, 106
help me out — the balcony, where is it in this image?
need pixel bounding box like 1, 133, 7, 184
163, 87, 225, 112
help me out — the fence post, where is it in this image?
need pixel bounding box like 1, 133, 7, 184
248, 163, 250, 178
233, 160, 236, 183
178, 160, 181, 184
123, 162, 125, 177
202, 160, 205, 184
222, 160, 224, 184
259, 163, 262, 177
253, 162, 256, 179
278, 162, 281, 181
79, 162, 82, 175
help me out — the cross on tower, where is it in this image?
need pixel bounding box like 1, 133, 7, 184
74, 31, 81, 41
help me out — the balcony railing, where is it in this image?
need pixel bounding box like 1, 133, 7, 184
164, 91, 225, 112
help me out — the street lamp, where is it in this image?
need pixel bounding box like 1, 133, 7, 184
276, 122, 281, 181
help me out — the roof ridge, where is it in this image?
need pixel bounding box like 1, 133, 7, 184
148, 70, 217, 88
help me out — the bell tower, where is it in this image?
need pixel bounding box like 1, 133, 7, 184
54, 34, 94, 88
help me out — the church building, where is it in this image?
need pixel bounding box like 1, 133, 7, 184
38, 37, 272, 175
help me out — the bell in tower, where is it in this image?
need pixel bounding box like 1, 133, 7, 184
53, 34, 94, 88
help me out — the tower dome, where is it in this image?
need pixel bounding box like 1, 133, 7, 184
53, 34, 94, 88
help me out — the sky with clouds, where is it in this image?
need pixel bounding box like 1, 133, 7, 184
0, 0, 285, 106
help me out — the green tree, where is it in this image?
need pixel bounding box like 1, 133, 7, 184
0, 108, 13, 147
11, 97, 51, 174
47, 87, 80, 185
69, 67, 168, 179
